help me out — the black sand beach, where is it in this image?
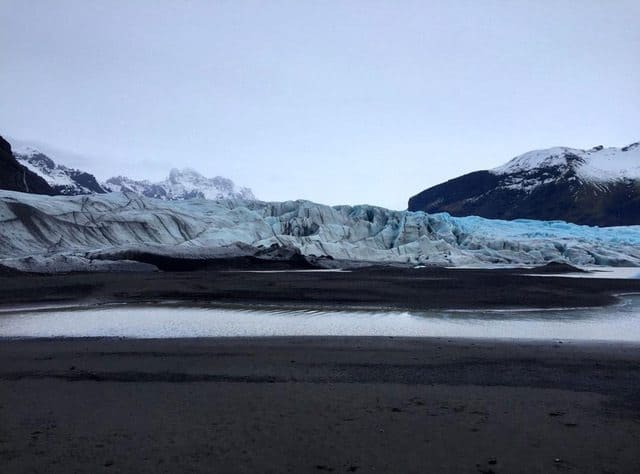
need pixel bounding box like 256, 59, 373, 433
1, 266, 640, 311
1, 337, 639, 473
1, 267, 640, 472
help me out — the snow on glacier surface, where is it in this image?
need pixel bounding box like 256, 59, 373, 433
1, 189, 640, 271
457, 216, 640, 245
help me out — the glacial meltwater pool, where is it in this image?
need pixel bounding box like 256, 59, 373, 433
2, 295, 640, 341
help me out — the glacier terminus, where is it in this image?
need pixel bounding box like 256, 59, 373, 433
1, 190, 639, 273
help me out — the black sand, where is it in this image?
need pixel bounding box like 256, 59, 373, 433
1, 267, 640, 472
1, 266, 640, 311
1, 337, 639, 473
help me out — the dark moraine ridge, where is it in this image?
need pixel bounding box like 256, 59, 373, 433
1, 265, 639, 311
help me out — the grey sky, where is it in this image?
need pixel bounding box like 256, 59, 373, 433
1, 0, 638, 210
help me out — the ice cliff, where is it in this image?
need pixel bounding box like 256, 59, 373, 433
1, 190, 639, 272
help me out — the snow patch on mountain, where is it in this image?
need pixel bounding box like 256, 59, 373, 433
493, 142, 640, 185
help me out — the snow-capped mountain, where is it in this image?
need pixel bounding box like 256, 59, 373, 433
104, 168, 255, 201
12, 145, 107, 195
493, 143, 640, 182
408, 142, 640, 226
1, 190, 640, 273
0, 136, 54, 195
4, 138, 256, 201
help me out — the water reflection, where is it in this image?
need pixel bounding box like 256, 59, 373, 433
1, 295, 640, 341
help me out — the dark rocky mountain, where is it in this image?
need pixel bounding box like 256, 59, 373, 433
0, 136, 54, 194
408, 143, 640, 227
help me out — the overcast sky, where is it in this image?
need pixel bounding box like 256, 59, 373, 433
1, 1, 639, 209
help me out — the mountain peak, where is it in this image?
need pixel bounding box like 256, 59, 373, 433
12, 144, 107, 195
0, 136, 54, 195
11, 144, 42, 158
105, 168, 255, 201
492, 142, 640, 183
409, 140, 640, 226
4, 139, 256, 202
169, 167, 203, 181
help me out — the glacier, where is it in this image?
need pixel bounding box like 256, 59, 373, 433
1, 189, 640, 273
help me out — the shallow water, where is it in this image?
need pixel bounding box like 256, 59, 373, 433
527, 266, 640, 279
2, 296, 640, 341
